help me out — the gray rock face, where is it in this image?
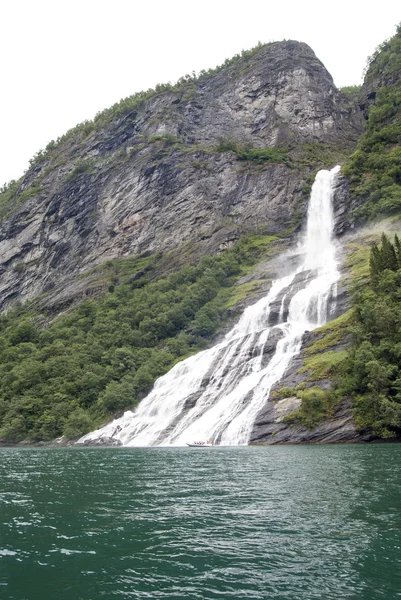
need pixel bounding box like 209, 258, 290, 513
250, 398, 368, 445
332, 173, 365, 236
0, 41, 362, 314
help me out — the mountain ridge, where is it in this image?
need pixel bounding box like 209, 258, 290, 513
0, 40, 361, 315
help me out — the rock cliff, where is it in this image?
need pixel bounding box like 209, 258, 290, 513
0, 41, 362, 314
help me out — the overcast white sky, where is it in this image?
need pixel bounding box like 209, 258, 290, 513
0, 0, 400, 185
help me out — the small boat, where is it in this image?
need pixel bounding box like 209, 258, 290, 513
186, 440, 213, 447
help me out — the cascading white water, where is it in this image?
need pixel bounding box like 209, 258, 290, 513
79, 166, 341, 447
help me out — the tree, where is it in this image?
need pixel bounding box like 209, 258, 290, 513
63, 409, 93, 439
380, 233, 398, 271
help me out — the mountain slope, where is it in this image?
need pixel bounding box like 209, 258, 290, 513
0, 41, 361, 315
0, 40, 365, 443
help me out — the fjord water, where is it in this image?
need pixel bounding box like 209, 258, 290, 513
1, 445, 401, 600
81, 166, 341, 447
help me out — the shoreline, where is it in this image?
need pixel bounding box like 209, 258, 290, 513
1, 437, 400, 448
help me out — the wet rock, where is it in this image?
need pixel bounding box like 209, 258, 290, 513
76, 436, 123, 447
250, 398, 369, 444
332, 174, 365, 236
268, 269, 317, 325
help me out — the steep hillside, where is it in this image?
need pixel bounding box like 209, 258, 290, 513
343, 24, 401, 220
0, 41, 361, 316
0, 39, 366, 443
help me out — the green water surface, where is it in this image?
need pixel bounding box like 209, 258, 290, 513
0, 445, 400, 600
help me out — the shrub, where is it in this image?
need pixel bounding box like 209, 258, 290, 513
67, 159, 95, 182
283, 387, 333, 429
63, 409, 94, 440
216, 138, 290, 164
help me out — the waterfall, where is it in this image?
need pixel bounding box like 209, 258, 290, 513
79, 166, 341, 447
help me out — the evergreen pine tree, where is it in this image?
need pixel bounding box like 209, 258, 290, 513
394, 233, 401, 268
370, 243, 382, 286
380, 233, 398, 271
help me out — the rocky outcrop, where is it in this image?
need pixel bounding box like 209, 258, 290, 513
250, 398, 368, 444
77, 436, 122, 447
250, 330, 356, 444
332, 173, 365, 235
0, 41, 363, 314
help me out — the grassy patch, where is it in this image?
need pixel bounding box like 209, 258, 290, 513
79, 254, 157, 286
298, 350, 348, 381
0, 179, 43, 220
148, 134, 182, 146
224, 280, 266, 309
303, 310, 354, 356
67, 159, 95, 182
345, 239, 377, 282
344, 217, 401, 285
243, 234, 282, 257
216, 138, 291, 165
293, 142, 351, 170
270, 386, 296, 400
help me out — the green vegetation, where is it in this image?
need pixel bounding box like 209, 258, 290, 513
342, 24, 401, 220
286, 231, 401, 438
298, 350, 348, 381
224, 280, 265, 309
67, 159, 96, 182
148, 134, 182, 146
0, 179, 44, 220
0, 180, 20, 219
272, 310, 352, 429
276, 228, 401, 438
345, 239, 376, 283
0, 234, 278, 443
364, 28, 401, 83
338, 233, 401, 438
216, 138, 291, 165
216, 138, 351, 182
303, 310, 353, 356
340, 85, 362, 104
282, 387, 337, 429
294, 141, 351, 169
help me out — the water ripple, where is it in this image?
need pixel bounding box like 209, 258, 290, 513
0, 446, 400, 599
